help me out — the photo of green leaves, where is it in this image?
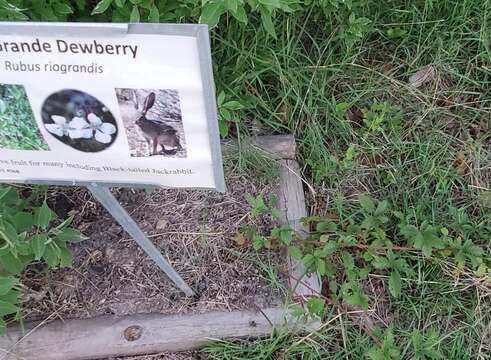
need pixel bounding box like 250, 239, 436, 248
0, 84, 49, 151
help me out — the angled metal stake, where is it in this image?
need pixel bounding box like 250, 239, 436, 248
86, 183, 196, 297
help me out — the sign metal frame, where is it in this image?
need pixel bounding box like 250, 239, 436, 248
0, 22, 225, 296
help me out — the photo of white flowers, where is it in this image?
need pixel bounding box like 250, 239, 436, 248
115, 88, 186, 158
41, 89, 118, 152
0, 83, 49, 151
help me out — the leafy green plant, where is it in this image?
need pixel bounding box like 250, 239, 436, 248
399, 222, 445, 258
386, 27, 407, 39
1, 0, 300, 36
410, 329, 444, 360
359, 194, 390, 230
367, 327, 400, 360
371, 250, 412, 298
342, 13, 371, 49
216, 91, 246, 137
447, 236, 484, 269
0, 185, 83, 334
271, 225, 293, 246
307, 154, 338, 185
245, 193, 280, 220
199, 0, 299, 37
0, 0, 77, 21
304, 0, 372, 49
299, 194, 489, 302
289, 296, 326, 320
252, 233, 271, 250
0, 276, 19, 336
239, 193, 281, 250
362, 102, 403, 133
255, 193, 489, 349
341, 144, 357, 170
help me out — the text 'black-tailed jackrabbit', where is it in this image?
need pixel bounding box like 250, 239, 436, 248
133, 91, 182, 156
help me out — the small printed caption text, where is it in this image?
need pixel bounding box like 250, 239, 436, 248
0, 159, 193, 176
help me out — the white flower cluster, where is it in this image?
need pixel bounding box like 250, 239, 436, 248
45, 114, 116, 144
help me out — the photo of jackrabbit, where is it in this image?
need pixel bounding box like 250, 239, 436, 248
115, 88, 186, 158
41, 89, 118, 152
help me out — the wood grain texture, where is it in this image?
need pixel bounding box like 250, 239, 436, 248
0, 308, 295, 360
222, 135, 296, 159
277, 159, 322, 298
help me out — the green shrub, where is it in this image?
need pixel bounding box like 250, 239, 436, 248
0, 185, 82, 334
0, 0, 300, 34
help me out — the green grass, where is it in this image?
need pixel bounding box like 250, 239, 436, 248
206, 264, 490, 359
206, 0, 490, 358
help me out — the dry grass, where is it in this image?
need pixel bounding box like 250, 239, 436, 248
21, 171, 288, 323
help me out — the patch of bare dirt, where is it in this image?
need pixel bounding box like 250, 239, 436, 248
22, 173, 288, 322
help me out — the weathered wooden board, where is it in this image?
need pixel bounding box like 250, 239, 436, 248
224, 135, 321, 296
0, 308, 295, 360
277, 159, 321, 299
222, 135, 297, 160
0, 135, 321, 360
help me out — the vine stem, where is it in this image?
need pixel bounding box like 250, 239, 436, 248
290, 274, 383, 346
294, 239, 415, 252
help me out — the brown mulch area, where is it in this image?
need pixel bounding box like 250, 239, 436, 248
21, 172, 288, 322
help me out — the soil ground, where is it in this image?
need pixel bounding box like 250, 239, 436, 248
22, 172, 287, 324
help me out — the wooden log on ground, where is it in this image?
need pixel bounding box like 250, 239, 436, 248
221, 135, 297, 160
0, 308, 298, 360
277, 159, 321, 299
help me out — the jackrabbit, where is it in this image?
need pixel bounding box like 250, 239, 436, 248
133, 91, 182, 156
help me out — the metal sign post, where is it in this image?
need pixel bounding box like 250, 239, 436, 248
87, 183, 195, 297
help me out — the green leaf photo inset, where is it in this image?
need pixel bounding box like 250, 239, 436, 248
0, 84, 49, 151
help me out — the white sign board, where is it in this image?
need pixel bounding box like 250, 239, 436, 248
0, 23, 224, 191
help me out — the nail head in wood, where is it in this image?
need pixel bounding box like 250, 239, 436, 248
124, 325, 143, 342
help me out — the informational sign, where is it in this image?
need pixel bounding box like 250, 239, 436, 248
0, 23, 224, 191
